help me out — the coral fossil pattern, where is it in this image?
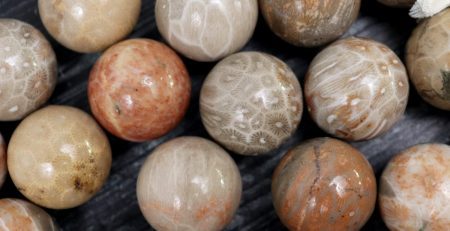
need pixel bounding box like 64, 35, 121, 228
137, 137, 241, 231
406, 8, 450, 110
305, 37, 409, 141
272, 138, 377, 231
155, 0, 258, 62
8, 106, 112, 209
200, 52, 303, 155
379, 144, 450, 231
0, 19, 57, 121
0, 198, 58, 230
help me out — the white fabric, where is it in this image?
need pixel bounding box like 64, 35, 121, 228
409, 0, 450, 18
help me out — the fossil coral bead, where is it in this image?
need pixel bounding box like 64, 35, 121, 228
0, 19, 57, 121
8, 105, 112, 209
305, 37, 409, 141
200, 52, 303, 155
137, 136, 242, 231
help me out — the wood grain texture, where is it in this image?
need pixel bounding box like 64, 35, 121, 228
0, 1, 448, 230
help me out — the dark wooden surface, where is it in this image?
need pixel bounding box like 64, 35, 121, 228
1, 1, 449, 230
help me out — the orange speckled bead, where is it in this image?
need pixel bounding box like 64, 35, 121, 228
0, 133, 6, 189
88, 39, 191, 142
272, 137, 377, 231
8, 105, 112, 209
0, 198, 58, 230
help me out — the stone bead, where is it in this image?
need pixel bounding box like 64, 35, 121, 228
259, 0, 361, 47
378, 0, 415, 7
137, 136, 242, 231
379, 143, 450, 230
0, 198, 59, 230
155, 0, 258, 62
200, 52, 303, 156
88, 39, 191, 142
0, 133, 6, 189
7, 105, 112, 209
38, 0, 141, 53
305, 37, 409, 141
0, 19, 57, 121
272, 137, 377, 231
406, 9, 450, 110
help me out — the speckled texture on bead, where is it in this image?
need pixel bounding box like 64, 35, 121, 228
0, 198, 59, 230
38, 0, 141, 53
0, 133, 6, 189
305, 37, 409, 141
272, 137, 377, 231
137, 136, 242, 231
155, 0, 258, 62
200, 52, 303, 156
379, 144, 450, 231
378, 0, 415, 7
0, 19, 57, 121
406, 9, 450, 110
88, 39, 191, 142
8, 105, 112, 209
259, 0, 361, 47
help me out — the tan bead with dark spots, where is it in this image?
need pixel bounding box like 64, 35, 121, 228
0, 133, 6, 189
137, 136, 242, 231
0, 19, 57, 121
378, 0, 415, 8
305, 37, 409, 141
0, 198, 59, 230
379, 144, 450, 230
8, 105, 112, 209
406, 9, 450, 110
259, 0, 361, 47
272, 137, 377, 231
38, 0, 141, 53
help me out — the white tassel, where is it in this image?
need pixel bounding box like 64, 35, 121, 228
409, 0, 450, 18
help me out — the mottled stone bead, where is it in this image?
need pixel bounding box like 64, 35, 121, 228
137, 136, 242, 231
200, 52, 303, 156
379, 143, 450, 230
0, 198, 59, 230
305, 37, 409, 141
38, 0, 141, 53
272, 137, 377, 231
259, 0, 361, 47
88, 39, 191, 142
406, 9, 450, 110
0, 19, 57, 121
0, 133, 6, 189
8, 105, 112, 209
155, 0, 258, 62
378, 0, 415, 7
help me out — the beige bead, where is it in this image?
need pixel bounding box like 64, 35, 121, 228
38, 0, 141, 53
137, 136, 242, 231
406, 9, 450, 110
0, 198, 59, 230
8, 105, 112, 209
0, 19, 57, 121
155, 0, 258, 62
305, 37, 409, 141
200, 51, 303, 155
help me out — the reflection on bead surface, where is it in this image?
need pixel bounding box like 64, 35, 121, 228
155, 0, 258, 62
378, 0, 415, 7
305, 37, 409, 141
137, 136, 242, 231
0, 19, 57, 121
0, 133, 6, 189
379, 144, 450, 230
8, 105, 112, 209
406, 9, 450, 110
259, 0, 361, 47
88, 39, 191, 142
272, 137, 376, 231
200, 52, 302, 155
38, 0, 141, 53
0, 198, 58, 230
